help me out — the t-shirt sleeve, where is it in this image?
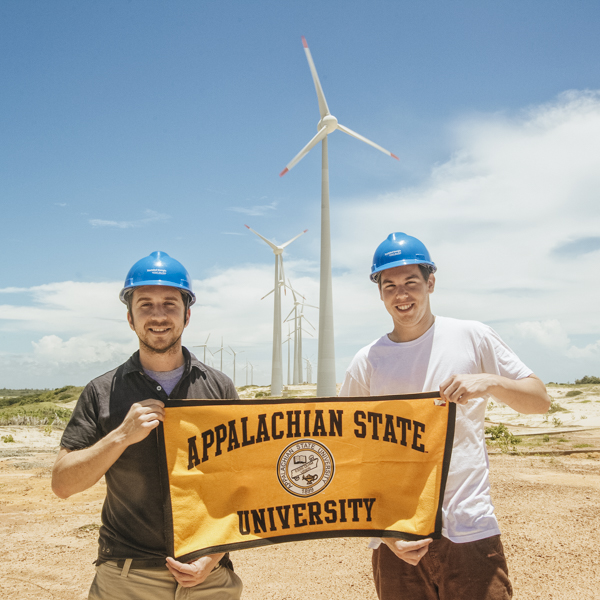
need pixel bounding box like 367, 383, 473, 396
59, 382, 102, 451
339, 372, 370, 397
478, 326, 533, 381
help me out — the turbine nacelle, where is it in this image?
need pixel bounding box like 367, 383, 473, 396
318, 114, 338, 134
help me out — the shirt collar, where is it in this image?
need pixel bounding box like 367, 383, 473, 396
123, 346, 205, 377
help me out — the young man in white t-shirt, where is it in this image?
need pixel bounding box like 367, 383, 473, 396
339, 232, 550, 600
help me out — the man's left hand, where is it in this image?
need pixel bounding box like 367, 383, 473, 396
439, 374, 495, 405
166, 553, 225, 588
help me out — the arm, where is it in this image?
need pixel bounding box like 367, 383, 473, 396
439, 373, 550, 414
51, 399, 165, 499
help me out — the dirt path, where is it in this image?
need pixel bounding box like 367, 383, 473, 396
0, 430, 598, 599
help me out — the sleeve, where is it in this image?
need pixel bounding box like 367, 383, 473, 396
339, 372, 370, 397
59, 382, 102, 450
339, 346, 372, 397
478, 326, 533, 381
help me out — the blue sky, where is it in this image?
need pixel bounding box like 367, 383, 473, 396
1, 1, 600, 388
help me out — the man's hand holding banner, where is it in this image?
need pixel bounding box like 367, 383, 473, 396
158, 393, 455, 562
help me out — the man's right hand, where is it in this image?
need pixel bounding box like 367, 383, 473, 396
382, 537, 433, 566
117, 399, 165, 445
52, 399, 165, 499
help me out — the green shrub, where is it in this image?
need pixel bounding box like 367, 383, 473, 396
565, 390, 582, 397
574, 375, 600, 384
542, 434, 550, 442
1, 434, 15, 443
485, 423, 522, 453
552, 416, 563, 427
548, 399, 568, 414
0, 402, 72, 427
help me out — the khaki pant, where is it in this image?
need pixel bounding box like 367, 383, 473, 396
89, 561, 243, 600
372, 535, 512, 600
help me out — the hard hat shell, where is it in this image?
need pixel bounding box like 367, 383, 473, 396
119, 251, 196, 305
370, 232, 437, 283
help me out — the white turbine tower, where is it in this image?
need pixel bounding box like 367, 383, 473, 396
229, 346, 244, 387
280, 36, 398, 397
245, 225, 308, 396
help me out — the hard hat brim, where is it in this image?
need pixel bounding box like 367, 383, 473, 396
119, 281, 196, 305
370, 259, 437, 282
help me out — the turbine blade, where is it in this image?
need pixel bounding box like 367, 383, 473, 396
284, 305, 296, 321
302, 316, 316, 330
280, 228, 308, 249
302, 303, 319, 310
337, 123, 399, 160
244, 224, 279, 252
301, 36, 330, 119
261, 288, 275, 300
205, 333, 210, 344
280, 127, 327, 176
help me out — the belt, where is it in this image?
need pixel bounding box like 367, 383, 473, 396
97, 552, 233, 572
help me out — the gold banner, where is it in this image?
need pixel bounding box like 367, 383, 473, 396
159, 393, 455, 561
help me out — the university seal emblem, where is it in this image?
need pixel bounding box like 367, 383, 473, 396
277, 439, 335, 498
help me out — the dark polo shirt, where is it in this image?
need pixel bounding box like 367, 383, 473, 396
60, 347, 238, 562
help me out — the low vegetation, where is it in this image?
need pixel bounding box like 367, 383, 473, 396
0, 386, 82, 428
485, 423, 522, 453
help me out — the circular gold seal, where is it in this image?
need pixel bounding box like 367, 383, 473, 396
277, 439, 335, 498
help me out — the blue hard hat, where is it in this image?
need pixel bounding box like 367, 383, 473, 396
370, 232, 437, 283
119, 251, 196, 305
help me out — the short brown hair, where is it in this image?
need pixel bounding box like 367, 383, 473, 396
376, 264, 433, 288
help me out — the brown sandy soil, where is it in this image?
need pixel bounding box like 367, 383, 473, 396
0, 429, 599, 600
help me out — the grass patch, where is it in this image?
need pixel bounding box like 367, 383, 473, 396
557, 437, 569, 443
548, 399, 569, 414
574, 443, 593, 448
0, 402, 72, 427
0, 386, 83, 410
565, 390, 583, 397
1, 434, 15, 443
485, 423, 522, 453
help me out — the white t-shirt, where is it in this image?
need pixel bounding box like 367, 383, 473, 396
339, 316, 532, 543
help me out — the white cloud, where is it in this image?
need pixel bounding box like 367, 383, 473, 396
228, 201, 277, 217
32, 335, 134, 366
89, 209, 170, 229
2, 91, 600, 387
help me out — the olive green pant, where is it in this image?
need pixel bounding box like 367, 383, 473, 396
89, 561, 243, 600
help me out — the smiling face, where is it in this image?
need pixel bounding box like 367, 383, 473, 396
127, 286, 190, 357
378, 264, 435, 342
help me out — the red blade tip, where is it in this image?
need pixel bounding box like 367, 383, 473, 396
301, 36, 308, 48
391, 153, 400, 161
244, 224, 250, 229
279, 167, 289, 177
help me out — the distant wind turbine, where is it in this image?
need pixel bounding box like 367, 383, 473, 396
193, 334, 211, 363
214, 337, 229, 373
245, 224, 307, 396
229, 346, 244, 387
280, 36, 398, 396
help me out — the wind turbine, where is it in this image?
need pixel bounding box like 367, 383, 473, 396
280, 36, 398, 397
214, 337, 229, 373
284, 281, 317, 384
283, 323, 293, 386
245, 224, 308, 397
193, 334, 211, 363
229, 346, 244, 387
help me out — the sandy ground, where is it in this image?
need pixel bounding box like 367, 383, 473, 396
1, 387, 599, 599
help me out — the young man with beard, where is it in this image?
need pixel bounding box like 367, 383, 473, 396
52, 251, 243, 600
339, 233, 550, 600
